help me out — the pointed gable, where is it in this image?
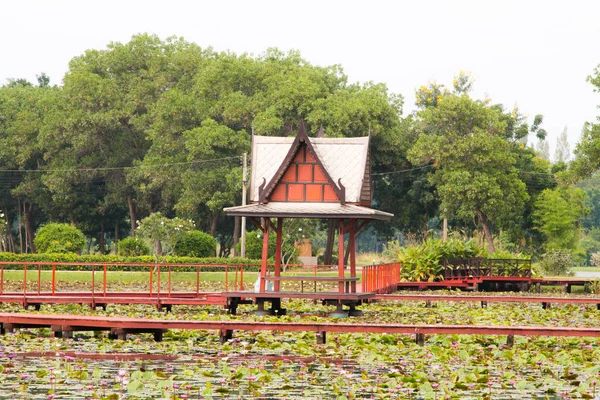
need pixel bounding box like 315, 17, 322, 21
249, 123, 372, 206
268, 143, 341, 203
257, 122, 344, 204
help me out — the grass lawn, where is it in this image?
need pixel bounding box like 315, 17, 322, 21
572, 266, 600, 273
2, 270, 259, 284
0, 269, 351, 284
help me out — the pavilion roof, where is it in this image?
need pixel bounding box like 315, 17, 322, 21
249, 135, 371, 204
223, 202, 393, 220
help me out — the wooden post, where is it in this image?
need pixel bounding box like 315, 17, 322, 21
338, 219, 345, 294
506, 335, 515, 347
316, 331, 327, 344
260, 217, 270, 293
219, 329, 233, 344
51, 264, 56, 296
349, 220, 356, 293
274, 218, 283, 292
241, 152, 248, 258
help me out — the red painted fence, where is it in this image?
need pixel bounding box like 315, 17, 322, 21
361, 263, 401, 294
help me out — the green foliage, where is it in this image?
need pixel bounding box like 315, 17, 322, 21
409, 82, 531, 252
34, 223, 86, 254
533, 187, 587, 251
242, 230, 297, 264
539, 250, 576, 276
135, 212, 195, 259
382, 240, 403, 262
398, 239, 487, 282
570, 66, 600, 179
0, 252, 258, 271
580, 231, 600, 265
173, 230, 216, 258
591, 253, 600, 268
117, 237, 151, 256
488, 249, 531, 260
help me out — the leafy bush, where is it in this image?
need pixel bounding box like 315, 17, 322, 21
580, 232, 600, 265
136, 212, 195, 258
173, 231, 216, 258
539, 250, 575, 276
398, 239, 487, 282
117, 237, 151, 256
591, 253, 600, 268
382, 240, 402, 262
242, 231, 297, 263
34, 223, 86, 254
489, 249, 531, 260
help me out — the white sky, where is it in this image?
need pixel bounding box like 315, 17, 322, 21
2, 0, 600, 158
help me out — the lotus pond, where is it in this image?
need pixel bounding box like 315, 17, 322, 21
1, 282, 600, 399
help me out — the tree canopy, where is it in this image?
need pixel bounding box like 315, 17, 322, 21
0, 33, 595, 261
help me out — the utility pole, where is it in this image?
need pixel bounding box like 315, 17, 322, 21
241, 152, 248, 258
442, 208, 448, 243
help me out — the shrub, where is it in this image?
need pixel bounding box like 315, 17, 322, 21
398, 238, 488, 282
34, 223, 86, 254
242, 231, 297, 262
117, 237, 151, 256
539, 250, 575, 276
591, 253, 600, 268
173, 231, 216, 258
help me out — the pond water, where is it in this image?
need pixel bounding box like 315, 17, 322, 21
1, 334, 599, 400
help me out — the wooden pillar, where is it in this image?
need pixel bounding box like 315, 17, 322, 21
338, 219, 345, 294
260, 217, 270, 293
349, 219, 357, 293
274, 218, 283, 292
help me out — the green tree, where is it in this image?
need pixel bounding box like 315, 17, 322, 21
34, 223, 86, 254
409, 79, 529, 252
41, 34, 205, 238
0, 81, 58, 252
533, 187, 587, 251
572, 66, 600, 179
135, 212, 195, 261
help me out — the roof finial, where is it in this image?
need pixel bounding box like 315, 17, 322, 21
317, 124, 325, 138
298, 120, 307, 142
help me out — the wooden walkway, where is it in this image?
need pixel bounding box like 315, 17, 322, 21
1, 313, 600, 346
374, 293, 600, 309
3, 291, 600, 314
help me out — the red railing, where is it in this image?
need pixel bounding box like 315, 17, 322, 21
0, 261, 393, 298
0, 261, 260, 298
361, 263, 401, 294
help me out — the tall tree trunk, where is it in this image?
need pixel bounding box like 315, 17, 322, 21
344, 238, 351, 265
323, 220, 336, 265
127, 194, 137, 237
232, 216, 240, 257
210, 211, 219, 237
114, 221, 119, 254
18, 199, 23, 254
154, 240, 162, 257
4, 208, 15, 252
99, 222, 105, 254
24, 202, 36, 253
477, 210, 495, 253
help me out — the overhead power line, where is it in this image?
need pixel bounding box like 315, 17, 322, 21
372, 165, 432, 176
0, 156, 243, 174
